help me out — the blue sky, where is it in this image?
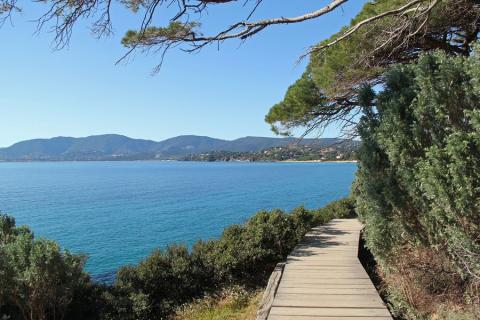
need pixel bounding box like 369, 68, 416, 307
0, 0, 366, 147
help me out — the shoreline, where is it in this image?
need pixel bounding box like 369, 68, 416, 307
0, 159, 358, 164
280, 160, 358, 163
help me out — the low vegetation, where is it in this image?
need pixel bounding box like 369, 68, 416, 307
174, 286, 262, 320
0, 198, 356, 320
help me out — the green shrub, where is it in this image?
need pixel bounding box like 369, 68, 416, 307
354, 49, 480, 317
0, 214, 95, 320
312, 197, 357, 225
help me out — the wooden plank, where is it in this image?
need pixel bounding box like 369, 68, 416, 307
292, 246, 359, 250
284, 261, 363, 267
272, 294, 385, 308
281, 272, 370, 279
284, 264, 367, 270
284, 264, 365, 269
280, 278, 372, 284
281, 269, 370, 277
269, 307, 392, 317
287, 257, 360, 262
281, 275, 370, 281
278, 284, 377, 290
276, 287, 380, 295
268, 316, 393, 320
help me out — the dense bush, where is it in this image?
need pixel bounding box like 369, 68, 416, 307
354, 50, 480, 317
1, 198, 356, 320
0, 214, 96, 320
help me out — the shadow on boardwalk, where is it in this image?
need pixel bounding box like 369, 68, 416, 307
258, 218, 393, 320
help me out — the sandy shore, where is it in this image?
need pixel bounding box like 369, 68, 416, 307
281, 160, 358, 163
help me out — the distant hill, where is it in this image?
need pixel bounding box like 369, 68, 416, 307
181, 140, 360, 162
0, 134, 358, 161
218, 136, 335, 152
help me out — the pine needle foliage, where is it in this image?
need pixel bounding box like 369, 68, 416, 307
354, 50, 480, 317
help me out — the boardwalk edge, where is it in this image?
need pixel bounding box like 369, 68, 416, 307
256, 262, 285, 320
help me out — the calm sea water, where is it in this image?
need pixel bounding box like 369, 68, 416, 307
0, 161, 356, 281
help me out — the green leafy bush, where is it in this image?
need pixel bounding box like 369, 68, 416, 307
354, 50, 480, 317
0, 214, 94, 320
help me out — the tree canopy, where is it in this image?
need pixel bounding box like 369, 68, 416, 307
0, 0, 349, 50
2, 1, 472, 70
266, 0, 480, 136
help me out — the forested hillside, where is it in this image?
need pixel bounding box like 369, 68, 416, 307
0, 135, 342, 161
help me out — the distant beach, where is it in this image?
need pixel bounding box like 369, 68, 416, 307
281, 160, 358, 163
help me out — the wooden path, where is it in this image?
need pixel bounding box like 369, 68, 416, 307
259, 219, 392, 320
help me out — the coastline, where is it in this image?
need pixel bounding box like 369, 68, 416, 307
280, 159, 358, 163
0, 159, 358, 163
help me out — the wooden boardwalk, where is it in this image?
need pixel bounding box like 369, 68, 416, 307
262, 219, 392, 320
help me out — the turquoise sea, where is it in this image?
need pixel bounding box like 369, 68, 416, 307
0, 161, 356, 281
